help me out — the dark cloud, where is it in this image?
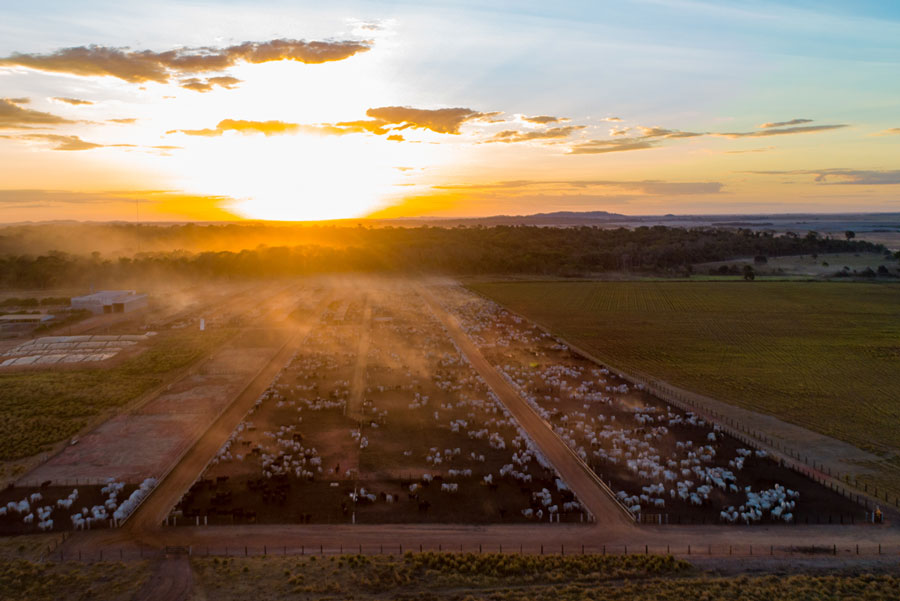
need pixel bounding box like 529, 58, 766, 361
759, 118, 812, 129
486, 125, 584, 143
522, 115, 562, 124
364, 106, 498, 134
568, 138, 658, 154
0, 98, 74, 128
52, 97, 94, 106
0, 39, 371, 84
746, 168, 900, 185
717, 124, 847, 138
179, 75, 242, 92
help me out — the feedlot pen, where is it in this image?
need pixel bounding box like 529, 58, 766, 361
173, 280, 864, 528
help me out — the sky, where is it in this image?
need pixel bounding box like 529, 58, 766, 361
0, 0, 898, 222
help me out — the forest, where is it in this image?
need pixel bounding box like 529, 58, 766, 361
0, 224, 887, 288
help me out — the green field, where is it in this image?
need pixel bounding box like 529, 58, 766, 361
0, 330, 229, 462
469, 281, 900, 460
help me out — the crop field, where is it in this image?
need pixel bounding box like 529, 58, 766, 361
469, 281, 900, 461
436, 285, 861, 525
0, 328, 231, 462
174, 280, 585, 526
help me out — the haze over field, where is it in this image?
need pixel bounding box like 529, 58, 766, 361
1, 0, 899, 223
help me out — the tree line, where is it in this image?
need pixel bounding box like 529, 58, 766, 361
0, 225, 886, 288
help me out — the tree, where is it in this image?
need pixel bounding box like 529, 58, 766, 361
753, 255, 767, 264
845, 230, 856, 240
743, 265, 755, 281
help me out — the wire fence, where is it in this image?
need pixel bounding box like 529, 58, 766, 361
46, 540, 900, 563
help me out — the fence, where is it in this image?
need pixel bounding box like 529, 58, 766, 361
45, 540, 900, 563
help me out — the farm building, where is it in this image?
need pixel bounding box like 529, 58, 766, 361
0, 314, 54, 324
71, 290, 148, 315
0, 314, 55, 339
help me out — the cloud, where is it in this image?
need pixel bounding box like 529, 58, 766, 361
568, 138, 658, 154
0, 98, 74, 128
386, 134, 404, 142
1, 132, 144, 151
0, 189, 238, 220
1, 133, 124, 150
602, 117, 623, 122
179, 75, 242, 92
167, 118, 353, 137
877, 127, 900, 135
725, 146, 775, 154
486, 125, 584, 143
333, 119, 391, 135
609, 127, 630, 136
568, 119, 846, 156
7, 98, 30, 105
168, 119, 299, 137
0, 39, 371, 84
758, 118, 813, 129
364, 106, 498, 134
434, 179, 723, 195
169, 106, 500, 139
637, 126, 703, 139
746, 168, 900, 185
108, 118, 137, 124
52, 97, 94, 106
522, 115, 563, 124
717, 124, 847, 138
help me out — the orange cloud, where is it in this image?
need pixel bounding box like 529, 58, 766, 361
1, 133, 136, 150
521, 115, 563, 124
0, 98, 74, 128
364, 106, 498, 134
486, 125, 584, 143
52, 97, 94, 106
179, 76, 242, 92
0, 39, 371, 84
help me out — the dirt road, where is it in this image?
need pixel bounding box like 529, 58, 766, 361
417, 285, 634, 528
346, 295, 371, 420
133, 552, 193, 601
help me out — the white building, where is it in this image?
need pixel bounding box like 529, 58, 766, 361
71, 290, 148, 315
